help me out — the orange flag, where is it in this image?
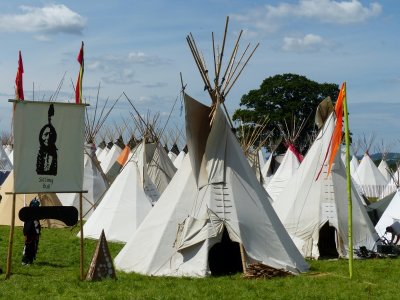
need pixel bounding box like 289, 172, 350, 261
327, 82, 346, 175
15, 50, 24, 100
75, 41, 84, 103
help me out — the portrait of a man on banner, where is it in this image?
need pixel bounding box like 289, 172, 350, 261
13, 101, 85, 193
36, 104, 58, 176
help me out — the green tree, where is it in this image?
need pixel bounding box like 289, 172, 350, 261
233, 73, 339, 154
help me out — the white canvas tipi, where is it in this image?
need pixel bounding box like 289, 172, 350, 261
265, 144, 301, 202
0, 170, 64, 227
58, 143, 109, 220
173, 146, 188, 169
380, 165, 400, 198
353, 154, 387, 198
114, 96, 308, 276
273, 113, 379, 259
97, 141, 111, 166
146, 142, 177, 195
258, 149, 266, 169
376, 141, 392, 183
350, 155, 359, 177
100, 142, 123, 174
261, 152, 275, 186
0, 144, 12, 185
375, 189, 400, 239
378, 159, 391, 183
81, 141, 157, 243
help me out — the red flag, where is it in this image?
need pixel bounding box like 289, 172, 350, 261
287, 143, 303, 163
327, 82, 346, 175
75, 42, 84, 103
15, 50, 24, 100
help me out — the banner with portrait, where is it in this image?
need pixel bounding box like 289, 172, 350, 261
13, 101, 85, 193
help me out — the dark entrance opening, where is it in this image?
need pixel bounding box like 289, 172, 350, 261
208, 228, 243, 276
318, 221, 339, 259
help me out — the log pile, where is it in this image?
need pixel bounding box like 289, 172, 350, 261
243, 263, 292, 279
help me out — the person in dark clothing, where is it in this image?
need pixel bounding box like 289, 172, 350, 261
22, 198, 41, 265
386, 221, 400, 245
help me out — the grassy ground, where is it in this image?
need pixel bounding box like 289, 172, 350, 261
0, 225, 398, 300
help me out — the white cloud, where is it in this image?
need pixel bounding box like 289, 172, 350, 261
284, 0, 382, 24
142, 82, 168, 88
137, 96, 152, 103
88, 52, 171, 85
282, 34, 330, 52
102, 69, 140, 85
34, 34, 51, 42
0, 4, 86, 34
232, 0, 382, 35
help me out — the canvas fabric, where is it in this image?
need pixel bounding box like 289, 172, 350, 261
353, 154, 387, 198
81, 158, 154, 243
58, 143, 108, 220
114, 96, 308, 276
266, 146, 300, 202
273, 113, 379, 259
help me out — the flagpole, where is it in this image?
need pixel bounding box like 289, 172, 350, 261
342, 82, 353, 278
6, 193, 16, 279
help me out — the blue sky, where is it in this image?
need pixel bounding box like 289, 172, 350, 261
0, 1, 399, 152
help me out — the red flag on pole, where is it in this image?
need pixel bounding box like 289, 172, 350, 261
15, 50, 24, 100
75, 42, 84, 104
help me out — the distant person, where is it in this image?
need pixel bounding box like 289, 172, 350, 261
22, 198, 41, 266
385, 221, 400, 245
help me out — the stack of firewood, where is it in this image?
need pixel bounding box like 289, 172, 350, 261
243, 263, 292, 279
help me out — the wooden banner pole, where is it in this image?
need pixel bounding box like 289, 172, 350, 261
79, 192, 84, 280
5, 193, 16, 279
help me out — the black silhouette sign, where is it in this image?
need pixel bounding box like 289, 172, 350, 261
36, 104, 58, 175
13, 101, 85, 193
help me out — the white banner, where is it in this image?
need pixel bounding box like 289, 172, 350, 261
13, 101, 85, 193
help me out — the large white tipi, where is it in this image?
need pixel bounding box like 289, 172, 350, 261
115, 20, 308, 276
273, 113, 379, 259
115, 95, 309, 276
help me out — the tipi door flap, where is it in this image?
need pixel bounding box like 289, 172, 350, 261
175, 210, 224, 251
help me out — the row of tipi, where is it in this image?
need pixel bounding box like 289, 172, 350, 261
2, 17, 398, 278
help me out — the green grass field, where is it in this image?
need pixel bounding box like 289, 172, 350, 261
0, 225, 398, 299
